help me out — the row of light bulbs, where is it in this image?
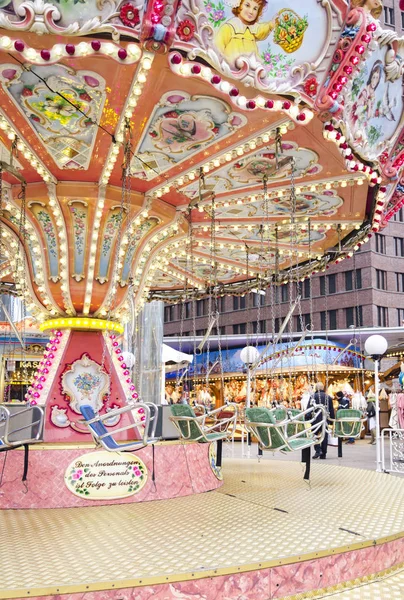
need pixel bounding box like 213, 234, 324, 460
0, 35, 142, 65
47, 184, 75, 316
169, 54, 314, 123
0, 111, 54, 183
96, 208, 151, 318
1, 197, 56, 318
84, 54, 154, 316
188, 176, 367, 213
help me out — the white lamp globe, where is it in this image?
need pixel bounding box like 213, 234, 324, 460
364, 335, 388, 357
240, 346, 260, 365
121, 351, 136, 368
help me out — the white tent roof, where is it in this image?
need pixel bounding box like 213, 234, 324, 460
162, 344, 193, 364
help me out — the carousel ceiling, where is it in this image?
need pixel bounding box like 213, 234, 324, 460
0, 0, 401, 323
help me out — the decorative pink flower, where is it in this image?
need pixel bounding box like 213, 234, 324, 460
120, 3, 140, 28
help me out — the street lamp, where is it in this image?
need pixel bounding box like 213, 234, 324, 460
240, 346, 260, 458
240, 346, 260, 409
364, 334, 388, 473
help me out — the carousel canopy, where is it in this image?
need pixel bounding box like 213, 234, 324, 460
0, 0, 401, 324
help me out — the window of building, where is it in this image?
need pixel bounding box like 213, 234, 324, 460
164, 305, 175, 322
393, 208, 404, 222
233, 296, 246, 310
376, 269, 387, 290
320, 310, 337, 330
219, 297, 226, 312
185, 302, 191, 319
273, 317, 281, 333
233, 323, 246, 334
356, 269, 362, 289
253, 320, 266, 333
296, 313, 311, 332
345, 306, 363, 327
384, 6, 395, 25
320, 274, 336, 295
252, 292, 265, 307
196, 329, 204, 336
395, 237, 404, 257
301, 279, 311, 299
397, 273, 404, 293
375, 233, 386, 254
196, 299, 204, 317
281, 284, 288, 303
397, 308, 404, 327
377, 306, 388, 327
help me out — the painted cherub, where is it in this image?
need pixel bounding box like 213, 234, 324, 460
215, 0, 275, 65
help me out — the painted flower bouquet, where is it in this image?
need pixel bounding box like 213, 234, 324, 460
273, 9, 308, 54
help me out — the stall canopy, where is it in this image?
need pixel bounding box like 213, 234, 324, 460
166, 339, 363, 378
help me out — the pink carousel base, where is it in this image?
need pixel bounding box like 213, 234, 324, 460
0, 441, 222, 509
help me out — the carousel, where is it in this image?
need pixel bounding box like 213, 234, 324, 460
0, 0, 404, 598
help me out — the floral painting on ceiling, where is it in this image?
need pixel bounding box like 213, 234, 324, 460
182, 143, 321, 198
131, 92, 246, 180
0, 64, 106, 170
342, 44, 404, 162
173, 0, 338, 95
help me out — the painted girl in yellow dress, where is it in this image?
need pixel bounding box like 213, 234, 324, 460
215, 0, 275, 65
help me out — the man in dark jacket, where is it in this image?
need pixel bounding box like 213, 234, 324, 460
308, 382, 335, 459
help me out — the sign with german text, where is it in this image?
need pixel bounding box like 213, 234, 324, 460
64, 451, 147, 500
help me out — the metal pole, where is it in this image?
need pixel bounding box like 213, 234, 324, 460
246, 368, 251, 409
246, 367, 251, 457
375, 358, 382, 473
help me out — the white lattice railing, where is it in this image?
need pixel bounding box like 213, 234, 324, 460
381, 429, 404, 474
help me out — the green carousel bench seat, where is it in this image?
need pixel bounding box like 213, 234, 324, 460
245, 405, 326, 454
333, 408, 364, 438
170, 404, 237, 443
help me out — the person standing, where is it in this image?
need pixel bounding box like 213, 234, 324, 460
366, 389, 377, 445
308, 382, 335, 459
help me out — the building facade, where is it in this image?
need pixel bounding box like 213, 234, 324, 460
164, 212, 404, 338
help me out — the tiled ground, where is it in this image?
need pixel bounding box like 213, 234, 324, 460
0, 459, 403, 598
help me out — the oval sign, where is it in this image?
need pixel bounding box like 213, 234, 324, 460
64, 451, 148, 500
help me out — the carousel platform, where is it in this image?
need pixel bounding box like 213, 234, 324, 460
0, 459, 403, 600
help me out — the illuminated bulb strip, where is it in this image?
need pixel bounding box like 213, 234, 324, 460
323, 122, 382, 187
26, 330, 70, 406
100, 52, 154, 187
83, 55, 154, 316
82, 185, 106, 315
0, 36, 142, 65
0, 110, 55, 183
176, 175, 367, 211
3, 192, 51, 308
95, 205, 157, 318
39, 317, 124, 333
191, 220, 361, 232
1, 226, 50, 319
169, 54, 313, 124
47, 184, 75, 316
149, 122, 291, 198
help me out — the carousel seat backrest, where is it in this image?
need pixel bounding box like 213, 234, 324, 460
245, 407, 286, 451
79, 405, 118, 450
335, 408, 363, 437
170, 404, 203, 441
